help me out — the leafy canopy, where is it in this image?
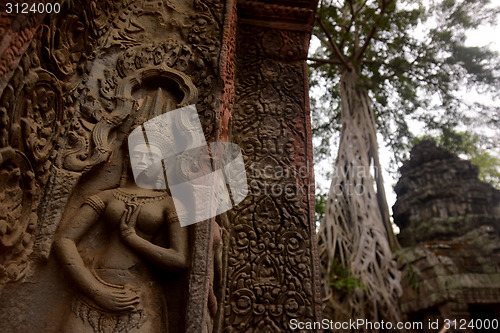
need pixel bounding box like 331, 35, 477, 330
414, 130, 500, 188
310, 0, 500, 172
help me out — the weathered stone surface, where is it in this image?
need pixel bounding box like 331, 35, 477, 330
0, 2, 46, 94
221, 1, 322, 332
394, 140, 500, 246
0, 1, 322, 332
1, 1, 227, 332
395, 141, 500, 331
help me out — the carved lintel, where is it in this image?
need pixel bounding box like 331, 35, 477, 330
237, 0, 317, 31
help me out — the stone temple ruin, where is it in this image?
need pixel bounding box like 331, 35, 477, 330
1, 1, 500, 332
394, 140, 500, 332
0, 0, 322, 332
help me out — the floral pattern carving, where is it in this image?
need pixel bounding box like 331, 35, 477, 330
1, 1, 322, 332
224, 23, 321, 331
0, 0, 224, 293
0, 2, 93, 289
16, 70, 63, 179
0, 148, 38, 293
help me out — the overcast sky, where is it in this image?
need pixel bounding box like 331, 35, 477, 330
309, 7, 500, 232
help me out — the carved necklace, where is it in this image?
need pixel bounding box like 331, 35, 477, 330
113, 188, 169, 205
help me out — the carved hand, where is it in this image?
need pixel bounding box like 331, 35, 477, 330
91, 284, 141, 312
120, 204, 140, 240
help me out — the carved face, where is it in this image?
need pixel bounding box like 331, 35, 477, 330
130, 143, 165, 188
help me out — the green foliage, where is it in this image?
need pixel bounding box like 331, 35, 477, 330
315, 192, 328, 224
310, 0, 500, 170
471, 151, 500, 189
414, 130, 500, 188
405, 262, 419, 292
328, 258, 365, 294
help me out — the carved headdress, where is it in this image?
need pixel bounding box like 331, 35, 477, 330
128, 86, 177, 157
128, 121, 175, 158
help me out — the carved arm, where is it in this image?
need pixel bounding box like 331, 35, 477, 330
53, 196, 140, 312
120, 205, 189, 272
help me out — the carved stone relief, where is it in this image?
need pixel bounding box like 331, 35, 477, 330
1, 1, 322, 332
395, 141, 500, 330
0, 0, 227, 332
223, 15, 322, 331
0, 2, 45, 93
0, 147, 38, 291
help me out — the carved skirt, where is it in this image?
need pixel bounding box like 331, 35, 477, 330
64, 267, 167, 333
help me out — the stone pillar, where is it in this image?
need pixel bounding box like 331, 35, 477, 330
1, 1, 323, 332
221, 1, 323, 331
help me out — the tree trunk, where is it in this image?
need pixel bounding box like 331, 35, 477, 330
318, 68, 403, 331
